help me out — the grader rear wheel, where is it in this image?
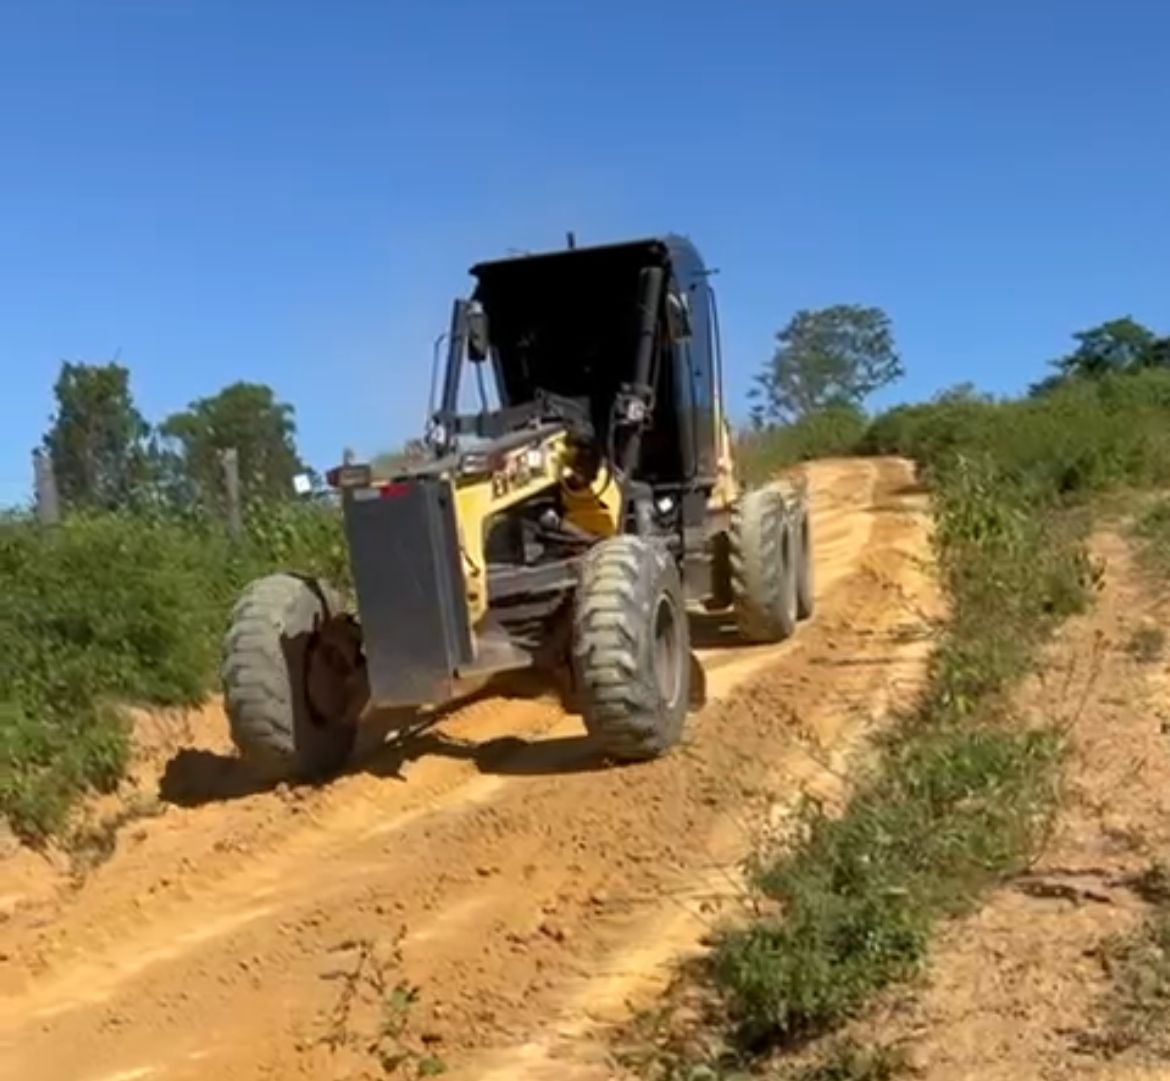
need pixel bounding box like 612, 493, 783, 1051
730, 488, 798, 644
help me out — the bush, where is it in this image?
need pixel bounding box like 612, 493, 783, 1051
0, 500, 345, 842
738, 405, 868, 486
710, 440, 1089, 1051
716, 724, 1060, 1047
864, 369, 1170, 496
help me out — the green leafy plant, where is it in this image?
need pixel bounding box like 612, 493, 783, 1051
0, 499, 346, 842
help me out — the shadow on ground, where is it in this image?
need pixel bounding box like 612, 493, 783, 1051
689, 611, 745, 650
159, 649, 710, 809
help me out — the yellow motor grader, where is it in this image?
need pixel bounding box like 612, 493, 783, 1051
221, 235, 813, 778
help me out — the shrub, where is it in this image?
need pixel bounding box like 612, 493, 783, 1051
710, 444, 1085, 1051
865, 369, 1170, 496
0, 500, 345, 842
738, 406, 868, 486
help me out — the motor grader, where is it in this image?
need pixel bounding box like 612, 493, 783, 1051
221, 235, 813, 779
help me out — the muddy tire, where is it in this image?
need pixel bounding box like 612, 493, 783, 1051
222, 573, 360, 782
794, 504, 814, 620
572, 536, 690, 761
730, 488, 797, 643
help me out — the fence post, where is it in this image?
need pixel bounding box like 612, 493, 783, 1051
220, 447, 242, 538
33, 448, 61, 526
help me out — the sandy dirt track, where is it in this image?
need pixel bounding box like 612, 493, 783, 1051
0, 456, 941, 1081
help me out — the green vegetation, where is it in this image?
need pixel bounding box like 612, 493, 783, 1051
42, 359, 309, 515
738, 405, 869, 487
1088, 878, 1170, 1059
749, 305, 903, 427
42, 362, 156, 512
678, 353, 1170, 1075
159, 381, 308, 511
2, 360, 345, 844
711, 450, 1081, 1053
0, 503, 345, 841
782, 1042, 905, 1081
1033, 316, 1170, 394
739, 366, 1170, 506
1133, 496, 1170, 582
864, 369, 1170, 495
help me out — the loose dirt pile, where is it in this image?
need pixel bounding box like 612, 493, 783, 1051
0, 457, 940, 1081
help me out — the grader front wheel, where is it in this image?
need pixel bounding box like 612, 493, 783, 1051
221, 573, 367, 782
571, 536, 691, 761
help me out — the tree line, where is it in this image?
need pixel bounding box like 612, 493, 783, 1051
34, 310, 1170, 516
39, 362, 306, 515
749, 306, 1170, 426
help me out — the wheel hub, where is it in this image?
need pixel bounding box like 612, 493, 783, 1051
652, 594, 682, 708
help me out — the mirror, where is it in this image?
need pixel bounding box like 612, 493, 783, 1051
467, 305, 490, 362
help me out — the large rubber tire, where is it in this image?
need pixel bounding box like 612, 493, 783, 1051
794, 504, 814, 621
222, 573, 357, 782
730, 488, 798, 643
572, 536, 690, 761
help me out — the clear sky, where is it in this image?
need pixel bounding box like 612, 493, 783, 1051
1, 1, 1167, 505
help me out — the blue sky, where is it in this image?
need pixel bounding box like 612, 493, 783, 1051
1, 1, 1167, 505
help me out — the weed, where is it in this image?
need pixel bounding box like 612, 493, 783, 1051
713, 724, 1060, 1046
1084, 868, 1170, 1059
1126, 623, 1166, 663
1090, 906, 1170, 1058
707, 427, 1085, 1055
1134, 497, 1170, 582
782, 1040, 905, 1081
1126, 862, 1170, 906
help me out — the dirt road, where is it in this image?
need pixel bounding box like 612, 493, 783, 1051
0, 456, 941, 1081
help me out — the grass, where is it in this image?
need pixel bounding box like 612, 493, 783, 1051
1088, 897, 1170, 1059
714, 725, 1062, 1049
0, 500, 346, 843
709, 448, 1087, 1054
781, 1042, 906, 1081
1126, 623, 1166, 663
1133, 496, 1170, 580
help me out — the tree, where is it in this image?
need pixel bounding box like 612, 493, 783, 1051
42, 361, 154, 511
1053, 317, 1158, 379
750, 305, 903, 426
1140, 335, 1170, 369
160, 382, 305, 510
